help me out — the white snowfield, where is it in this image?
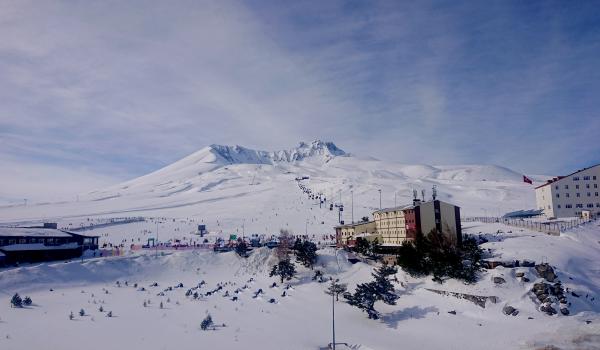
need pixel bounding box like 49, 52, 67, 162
1, 141, 598, 349
0, 141, 542, 235
0, 222, 599, 350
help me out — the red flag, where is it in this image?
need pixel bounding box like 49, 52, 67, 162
523, 175, 533, 184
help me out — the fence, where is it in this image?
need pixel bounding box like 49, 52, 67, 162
463, 216, 597, 236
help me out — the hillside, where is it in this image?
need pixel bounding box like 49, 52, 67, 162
0, 141, 539, 234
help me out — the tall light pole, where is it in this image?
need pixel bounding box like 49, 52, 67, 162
351, 190, 354, 224
378, 189, 382, 210
331, 277, 339, 350
155, 219, 159, 257
394, 191, 397, 207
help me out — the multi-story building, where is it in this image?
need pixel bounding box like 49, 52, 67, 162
535, 164, 600, 218
372, 205, 413, 245
334, 220, 377, 247
371, 199, 462, 247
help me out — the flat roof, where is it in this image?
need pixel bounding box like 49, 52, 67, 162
334, 221, 375, 229
373, 204, 414, 213
0, 227, 75, 238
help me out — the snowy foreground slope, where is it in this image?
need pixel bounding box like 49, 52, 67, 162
0, 141, 542, 233
1, 221, 599, 350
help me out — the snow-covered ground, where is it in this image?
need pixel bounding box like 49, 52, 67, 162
0, 141, 545, 236
2, 141, 598, 349
1, 221, 599, 350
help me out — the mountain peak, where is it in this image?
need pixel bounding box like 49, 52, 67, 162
203, 140, 347, 165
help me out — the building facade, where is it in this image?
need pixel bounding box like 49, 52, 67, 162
334, 221, 376, 247
0, 225, 99, 264
535, 164, 600, 218
418, 200, 462, 246
372, 205, 412, 245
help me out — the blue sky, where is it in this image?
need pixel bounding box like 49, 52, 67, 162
1, 0, 599, 200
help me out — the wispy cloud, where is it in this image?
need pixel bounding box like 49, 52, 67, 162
0, 0, 599, 200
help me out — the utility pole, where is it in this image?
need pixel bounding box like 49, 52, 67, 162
394, 192, 397, 207
331, 277, 338, 350
305, 219, 308, 236
351, 190, 354, 224
156, 219, 160, 256
378, 189, 382, 210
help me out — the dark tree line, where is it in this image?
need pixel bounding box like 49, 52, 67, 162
396, 230, 483, 283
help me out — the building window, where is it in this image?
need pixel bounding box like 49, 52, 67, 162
556, 194, 560, 198
555, 185, 558, 190
596, 192, 599, 196
565, 185, 569, 189
576, 185, 580, 189
557, 205, 561, 209
584, 176, 591, 180
597, 203, 600, 208
566, 204, 572, 208
595, 184, 598, 188
587, 203, 594, 208
574, 177, 580, 181
566, 193, 570, 198
576, 204, 583, 208
588, 192, 591, 197
587, 184, 590, 189
19, 239, 26, 244
577, 193, 580, 197
594, 176, 597, 180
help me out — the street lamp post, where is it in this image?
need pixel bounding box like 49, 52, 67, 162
378, 189, 382, 210
155, 219, 159, 257
351, 190, 354, 224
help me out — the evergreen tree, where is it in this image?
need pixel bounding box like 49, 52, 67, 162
10, 293, 23, 308
69, 311, 74, 320
325, 280, 347, 301
396, 230, 482, 283
269, 259, 297, 283
106, 311, 113, 317
99, 305, 104, 312
201, 314, 213, 330
79, 309, 85, 317
235, 240, 248, 257
354, 237, 370, 255
23, 296, 32, 306
346, 264, 398, 319
296, 240, 318, 269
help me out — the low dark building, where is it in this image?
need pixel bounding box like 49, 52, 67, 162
0, 225, 99, 264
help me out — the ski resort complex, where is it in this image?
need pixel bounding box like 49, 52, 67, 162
2, 1, 600, 349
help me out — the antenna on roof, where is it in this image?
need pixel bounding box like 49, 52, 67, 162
421, 189, 425, 202
413, 189, 418, 201
432, 185, 437, 201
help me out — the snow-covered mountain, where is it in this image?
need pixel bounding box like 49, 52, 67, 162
0, 141, 540, 233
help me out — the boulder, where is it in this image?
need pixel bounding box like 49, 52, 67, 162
448, 310, 457, 315
503, 305, 519, 316
540, 304, 557, 315
522, 260, 535, 267
515, 272, 525, 278
493, 277, 506, 284
560, 308, 570, 316
535, 264, 557, 282
522, 277, 531, 282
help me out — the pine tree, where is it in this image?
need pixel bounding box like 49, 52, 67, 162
269, 259, 297, 283
10, 293, 23, 308
79, 308, 85, 317
160, 302, 164, 309
296, 240, 318, 269
235, 240, 248, 257
106, 311, 113, 317
23, 296, 32, 306
346, 264, 398, 319
200, 314, 213, 330
69, 311, 74, 320
325, 280, 347, 301
99, 305, 104, 312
